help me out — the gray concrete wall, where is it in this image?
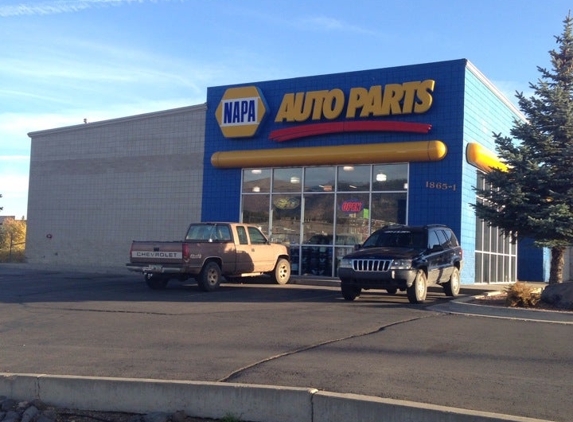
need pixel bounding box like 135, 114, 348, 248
25, 105, 206, 270
0, 373, 550, 422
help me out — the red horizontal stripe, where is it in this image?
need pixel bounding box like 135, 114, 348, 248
269, 121, 432, 142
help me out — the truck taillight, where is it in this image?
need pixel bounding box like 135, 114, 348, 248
183, 243, 191, 261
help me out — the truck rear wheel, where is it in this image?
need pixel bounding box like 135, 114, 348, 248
198, 261, 222, 292
271, 258, 291, 285
144, 273, 169, 290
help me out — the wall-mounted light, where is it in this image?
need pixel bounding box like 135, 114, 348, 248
251, 169, 262, 174
343, 166, 354, 171
290, 176, 300, 184
252, 186, 261, 192
376, 173, 387, 182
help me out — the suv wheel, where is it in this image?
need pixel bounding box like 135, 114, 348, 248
407, 270, 427, 304
341, 282, 361, 301
443, 267, 461, 297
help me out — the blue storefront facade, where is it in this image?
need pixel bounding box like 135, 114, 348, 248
201, 59, 533, 284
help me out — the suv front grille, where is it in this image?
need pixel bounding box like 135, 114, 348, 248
352, 259, 391, 272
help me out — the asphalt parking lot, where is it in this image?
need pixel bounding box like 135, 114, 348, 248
1, 265, 572, 422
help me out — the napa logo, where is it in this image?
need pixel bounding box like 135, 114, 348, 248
215, 86, 268, 138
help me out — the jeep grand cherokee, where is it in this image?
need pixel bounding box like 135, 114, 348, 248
338, 224, 463, 304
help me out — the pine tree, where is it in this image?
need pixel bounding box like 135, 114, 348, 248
473, 13, 573, 284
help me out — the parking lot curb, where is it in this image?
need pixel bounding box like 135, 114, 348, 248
433, 294, 573, 324
0, 373, 553, 422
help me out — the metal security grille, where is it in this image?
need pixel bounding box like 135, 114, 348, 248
352, 259, 391, 272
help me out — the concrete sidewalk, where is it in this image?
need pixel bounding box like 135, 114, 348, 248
0, 373, 553, 422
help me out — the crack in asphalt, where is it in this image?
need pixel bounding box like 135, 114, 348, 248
19, 304, 177, 316
217, 313, 442, 383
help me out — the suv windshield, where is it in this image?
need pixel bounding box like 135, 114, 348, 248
363, 230, 425, 249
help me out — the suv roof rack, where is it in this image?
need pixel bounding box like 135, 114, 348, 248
381, 224, 447, 230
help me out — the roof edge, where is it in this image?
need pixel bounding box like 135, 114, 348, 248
28, 102, 207, 138
465, 60, 526, 121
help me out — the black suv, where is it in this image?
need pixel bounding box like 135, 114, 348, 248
338, 225, 463, 304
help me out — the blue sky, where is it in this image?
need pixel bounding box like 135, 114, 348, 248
0, 0, 571, 219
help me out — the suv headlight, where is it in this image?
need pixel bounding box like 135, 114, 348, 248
339, 258, 352, 268
390, 259, 412, 270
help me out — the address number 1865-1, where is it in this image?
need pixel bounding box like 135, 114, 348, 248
426, 181, 457, 191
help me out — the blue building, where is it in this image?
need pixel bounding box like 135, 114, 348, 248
202, 59, 527, 284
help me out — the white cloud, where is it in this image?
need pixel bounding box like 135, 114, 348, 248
0, 173, 28, 193
1, 97, 201, 136
296, 15, 379, 36
0, 156, 29, 161
0, 0, 181, 17
0, 168, 29, 219
491, 79, 536, 109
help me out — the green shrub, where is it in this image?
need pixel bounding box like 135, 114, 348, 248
221, 413, 242, 422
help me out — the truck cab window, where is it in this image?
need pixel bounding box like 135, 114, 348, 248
236, 226, 249, 245
248, 227, 267, 245
186, 224, 213, 241
214, 225, 231, 242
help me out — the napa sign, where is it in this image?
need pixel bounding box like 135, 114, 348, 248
216, 80, 435, 139
215, 86, 268, 138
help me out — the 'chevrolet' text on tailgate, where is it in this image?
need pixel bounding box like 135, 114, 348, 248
132, 251, 182, 259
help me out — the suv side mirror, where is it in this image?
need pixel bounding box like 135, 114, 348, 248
430, 244, 444, 252
354, 243, 362, 251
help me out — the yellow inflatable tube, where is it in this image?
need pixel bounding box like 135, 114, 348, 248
466, 143, 508, 173
211, 140, 447, 168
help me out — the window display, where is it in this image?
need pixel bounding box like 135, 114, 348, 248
241, 164, 409, 276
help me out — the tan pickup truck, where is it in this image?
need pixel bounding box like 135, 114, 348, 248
127, 222, 291, 291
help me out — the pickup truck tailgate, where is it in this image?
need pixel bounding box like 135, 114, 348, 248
129, 241, 185, 263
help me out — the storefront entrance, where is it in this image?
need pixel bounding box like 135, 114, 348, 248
241, 163, 408, 277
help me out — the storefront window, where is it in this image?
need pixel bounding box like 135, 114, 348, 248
370, 193, 407, 231
337, 165, 370, 191
273, 168, 303, 192
302, 194, 335, 276
335, 193, 370, 245
241, 194, 269, 233
302, 194, 335, 244
304, 167, 335, 192
242, 168, 271, 193
241, 164, 409, 277
475, 172, 517, 283
271, 194, 301, 245
372, 163, 408, 191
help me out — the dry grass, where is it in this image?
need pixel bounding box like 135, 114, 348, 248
0, 249, 26, 263
504, 282, 542, 308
